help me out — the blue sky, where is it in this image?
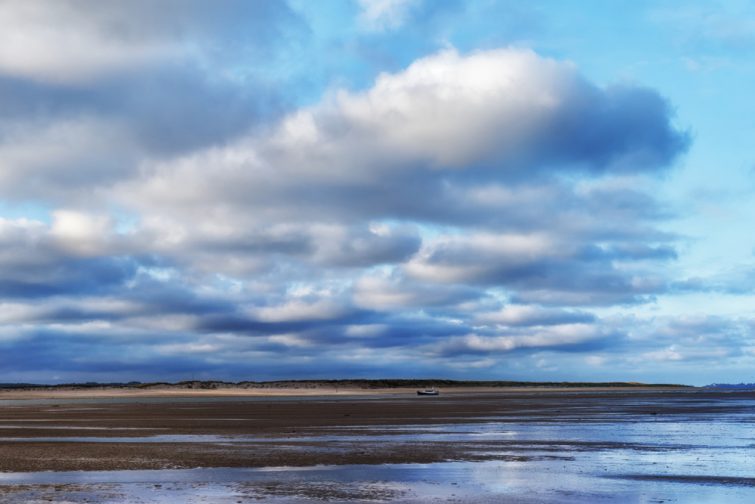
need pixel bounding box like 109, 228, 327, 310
0, 0, 753, 385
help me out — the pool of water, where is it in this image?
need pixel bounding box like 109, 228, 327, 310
0, 461, 753, 503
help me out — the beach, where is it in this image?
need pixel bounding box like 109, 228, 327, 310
0, 387, 753, 502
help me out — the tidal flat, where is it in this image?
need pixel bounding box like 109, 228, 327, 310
0, 388, 753, 503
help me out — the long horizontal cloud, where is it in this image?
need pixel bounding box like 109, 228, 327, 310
404, 231, 670, 306
0, 0, 301, 85
122, 48, 688, 225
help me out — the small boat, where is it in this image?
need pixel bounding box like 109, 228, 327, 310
417, 388, 439, 396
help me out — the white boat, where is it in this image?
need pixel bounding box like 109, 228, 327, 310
417, 388, 439, 396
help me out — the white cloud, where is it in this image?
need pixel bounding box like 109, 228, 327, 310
641, 346, 683, 362
0, 117, 137, 202
0, 0, 300, 85
51, 210, 113, 256
0, 1, 178, 84
476, 305, 593, 326
405, 232, 556, 283
585, 355, 606, 366
357, 0, 420, 31
438, 323, 604, 355
331, 48, 574, 167
249, 299, 347, 323
353, 271, 476, 310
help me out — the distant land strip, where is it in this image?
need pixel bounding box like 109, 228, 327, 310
0, 379, 690, 391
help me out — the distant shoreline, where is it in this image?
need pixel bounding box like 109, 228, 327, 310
0, 379, 692, 399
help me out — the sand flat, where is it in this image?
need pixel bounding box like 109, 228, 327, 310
1, 388, 753, 502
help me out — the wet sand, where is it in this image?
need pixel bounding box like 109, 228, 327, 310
0, 388, 753, 502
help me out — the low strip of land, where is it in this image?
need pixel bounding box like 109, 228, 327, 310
0, 379, 688, 400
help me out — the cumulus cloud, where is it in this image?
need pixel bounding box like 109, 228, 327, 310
121, 48, 687, 220
323, 48, 686, 172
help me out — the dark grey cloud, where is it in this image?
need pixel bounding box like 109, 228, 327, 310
0, 59, 285, 161
106, 67, 286, 156
312, 225, 421, 267
196, 307, 376, 337
0, 256, 136, 299
540, 84, 690, 173
404, 232, 672, 306
0, 326, 456, 382
0, 223, 137, 298
0, 330, 219, 381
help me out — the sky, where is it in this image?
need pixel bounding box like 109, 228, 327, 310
0, 0, 753, 386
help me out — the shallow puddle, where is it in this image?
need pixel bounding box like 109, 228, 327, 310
1, 461, 754, 503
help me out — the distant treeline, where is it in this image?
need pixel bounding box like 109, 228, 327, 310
0, 379, 689, 390
0, 381, 142, 390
